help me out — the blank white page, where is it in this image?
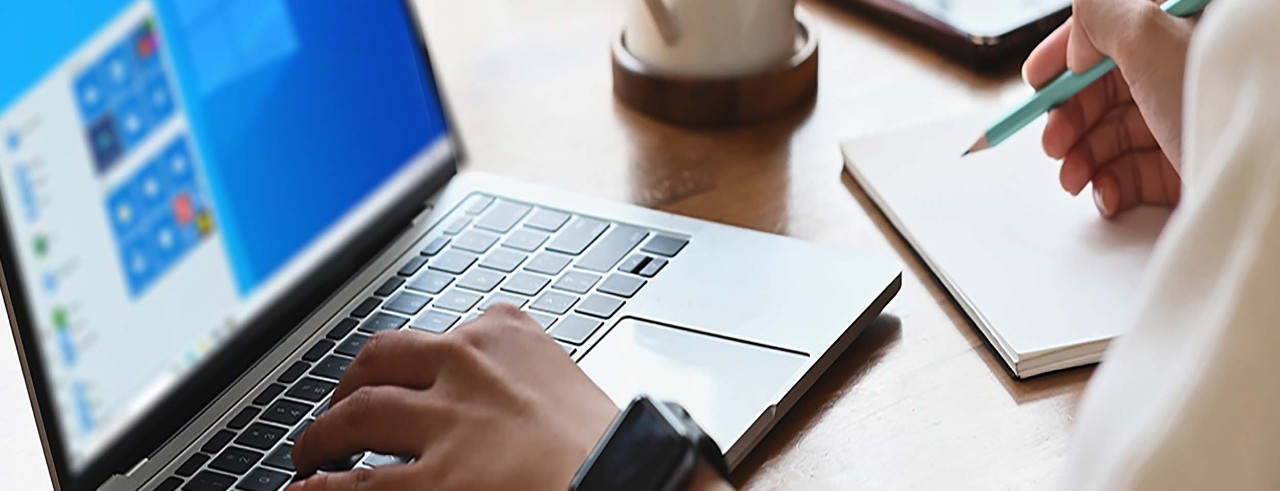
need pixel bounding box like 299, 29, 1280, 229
842, 110, 1169, 377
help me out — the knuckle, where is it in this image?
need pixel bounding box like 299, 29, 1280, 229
351, 468, 377, 491
342, 386, 379, 429
486, 302, 522, 317
440, 333, 478, 360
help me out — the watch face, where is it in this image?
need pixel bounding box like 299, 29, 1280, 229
576, 397, 690, 491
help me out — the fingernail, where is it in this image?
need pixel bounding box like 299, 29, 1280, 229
1093, 185, 1111, 217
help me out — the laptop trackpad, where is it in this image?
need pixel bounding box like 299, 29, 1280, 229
579, 318, 809, 447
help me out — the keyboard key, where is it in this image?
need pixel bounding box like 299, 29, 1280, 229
618, 254, 649, 274
576, 294, 625, 319
252, 385, 285, 407
202, 430, 236, 454
530, 291, 579, 315
475, 201, 532, 232
397, 256, 428, 276
406, 270, 454, 295
525, 208, 571, 232
503, 229, 549, 252
357, 312, 408, 333
463, 194, 495, 215
546, 217, 609, 255
335, 334, 370, 357
525, 252, 572, 275
551, 315, 604, 345
362, 453, 411, 468
435, 290, 482, 313
311, 356, 352, 380
457, 269, 504, 293
227, 407, 259, 430
183, 471, 236, 491
277, 362, 309, 384
641, 235, 689, 257
419, 236, 450, 256
409, 310, 459, 334
236, 468, 289, 491
325, 318, 358, 340
552, 271, 601, 294
480, 293, 529, 311
479, 249, 527, 273
384, 292, 431, 315
287, 420, 312, 443
373, 277, 404, 297
235, 423, 288, 451
286, 377, 337, 403
157, 477, 183, 491
453, 230, 500, 253
262, 445, 295, 472
598, 274, 646, 298
443, 216, 471, 235
428, 250, 478, 275
262, 400, 312, 427
576, 226, 648, 272
210, 447, 262, 475
350, 297, 381, 318
301, 340, 334, 363
526, 311, 557, 330
638, 258, 668, 278
177, 453, 210, 477
501, 273, 550, 296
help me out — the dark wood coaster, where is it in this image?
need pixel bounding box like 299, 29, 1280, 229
612, 15, 819, 128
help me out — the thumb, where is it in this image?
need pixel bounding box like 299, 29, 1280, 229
1067, 0, 1164, 73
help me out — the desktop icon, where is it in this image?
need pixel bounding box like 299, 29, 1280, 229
5, 130, 18, 152
33, 233, 49, 258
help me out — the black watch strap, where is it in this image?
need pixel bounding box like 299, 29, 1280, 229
660, 401, 730, 482
570, 396, 729, 491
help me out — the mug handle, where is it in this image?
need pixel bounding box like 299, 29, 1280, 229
643, 0, 680, 45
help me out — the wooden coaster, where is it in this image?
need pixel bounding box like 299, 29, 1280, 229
612, 15, 819, 128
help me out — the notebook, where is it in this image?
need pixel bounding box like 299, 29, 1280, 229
841, 110, 1170, 378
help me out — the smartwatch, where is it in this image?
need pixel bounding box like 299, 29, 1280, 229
570, 395, 730, 491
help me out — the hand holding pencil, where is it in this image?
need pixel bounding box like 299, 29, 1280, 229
968, 0, 1205, 218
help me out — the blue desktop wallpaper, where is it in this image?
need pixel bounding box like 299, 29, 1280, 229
0, 0, 449, 294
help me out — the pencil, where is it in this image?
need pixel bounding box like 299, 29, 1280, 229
963, 0, 1214, 156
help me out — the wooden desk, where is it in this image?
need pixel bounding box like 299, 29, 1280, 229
416, 0, 1092, 488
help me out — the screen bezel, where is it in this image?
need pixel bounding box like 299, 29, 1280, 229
0, 1, 466, 489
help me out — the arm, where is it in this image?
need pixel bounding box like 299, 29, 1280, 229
1064, 0, 1280, 488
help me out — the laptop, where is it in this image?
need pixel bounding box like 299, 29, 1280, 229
0, 2, 901, 490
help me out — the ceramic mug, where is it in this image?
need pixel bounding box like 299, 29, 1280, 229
625, 0, 798, 78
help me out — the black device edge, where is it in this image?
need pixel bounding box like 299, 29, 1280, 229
833, 0, 1071, 70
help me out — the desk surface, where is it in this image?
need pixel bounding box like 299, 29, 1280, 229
416, 0, 1090, 488
0, 1, 1091, 489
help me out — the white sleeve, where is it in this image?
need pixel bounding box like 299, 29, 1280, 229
1061, 0, 1280, 489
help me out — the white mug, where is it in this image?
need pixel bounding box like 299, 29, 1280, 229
625, 0, 798, 78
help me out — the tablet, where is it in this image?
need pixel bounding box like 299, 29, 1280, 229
840, 0, 1072, 69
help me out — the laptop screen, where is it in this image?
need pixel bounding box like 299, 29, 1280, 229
0, 0, 450, 475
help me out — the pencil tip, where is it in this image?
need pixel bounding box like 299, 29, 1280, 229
963, 135, 989, 157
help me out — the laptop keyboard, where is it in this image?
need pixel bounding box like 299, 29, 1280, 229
153, 193, 688, 491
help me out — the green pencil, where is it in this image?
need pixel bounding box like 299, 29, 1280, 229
963, 0, 1213, 156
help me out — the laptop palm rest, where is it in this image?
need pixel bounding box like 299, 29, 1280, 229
579, 317, 809, 448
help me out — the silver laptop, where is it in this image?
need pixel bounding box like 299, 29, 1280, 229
0, 2, 900, 490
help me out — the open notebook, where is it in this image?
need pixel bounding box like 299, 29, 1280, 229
842, 110, 1170, 378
